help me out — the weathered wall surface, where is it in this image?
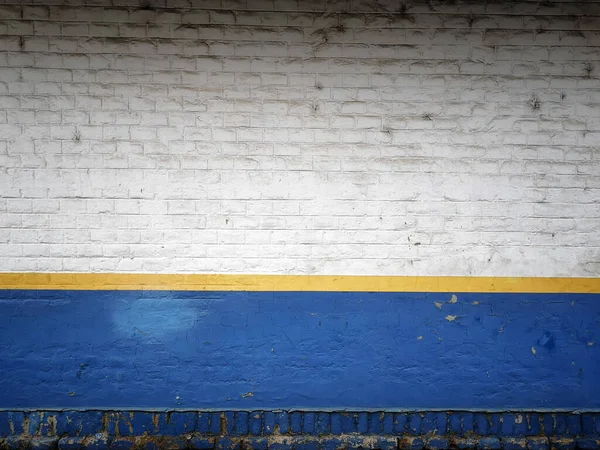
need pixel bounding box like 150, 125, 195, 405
0, 0, 598, 276
1, 0, 600, 439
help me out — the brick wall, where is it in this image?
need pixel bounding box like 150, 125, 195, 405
0, 0, 599, 276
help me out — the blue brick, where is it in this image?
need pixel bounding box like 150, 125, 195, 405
269, 437, 295, 450
7, 412, 25, 435
540, 414, 554, 436
27, 412, 43, 435
527, 414, 541, 436
223, 412, 235, 436
549, 437, 576, 450
448, 413, 461, 435
382, 413, 394, 434
157, 412, 197, 436
320, 437, 345, 450
330, 414, 342, 435
512, 414, 529, 436
30, 437, 60, 450
394, 413, 407, 435
475, 414, 490, 435
462, 413, 474, 435
356, 413, 368, 435
294, 438, 319, 450
340, 414, 356, 434
39, 414, 58, 437
5, 436, 31, 449
422, 413, 446, 435
502, 414, 529, 437
242, 437, 268, 450
555, 415, 568, 436
210, 413, 221, 435
478, 437, 501, 450
0, 412, 10, 437
58, 436, 85, 449
399, 436, 424, 450
375, 437, 398, 450
501, 438, 527, 450
198, 413, 211, 434
303, 413, 316, 435
275, 412, 289, 434
106, 413, 118, 437
407, 414, 422, 436
80, 412, 104, 436
108, 439, 134, 450
488, 414, 501, 435
582, 415, 596, 436
368, 412, 381, 434
566, 415, 581, 436
117, 413, 153, 436
426, 437, 448, 450
501, 414, 515, 436
263, 413, 275, 435
215, 437, 241, 450
290, 412, 302, 434
249, 413, 262, 436
316, 413, 329, 435
576, 438, 600, 449
454, 437, 476, 450
188, 436, 214, 449
233, 412, 248, 436
347, 435, 368, 449
85, 435, 110, 450
527, 437, 549, 450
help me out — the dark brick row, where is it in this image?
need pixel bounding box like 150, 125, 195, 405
2, 434, 600, 450
1, 411, 599, 440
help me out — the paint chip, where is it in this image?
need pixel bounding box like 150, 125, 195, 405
241, 392, 254, 398
445, 315, 457, 322
417, 336, 423, 340
588, 342, 594, 346
449, 294, 458, 303
531, 347, 537, 355
435, 302, 443, 310
472, 301, 479, 305
515, 414, 523, 424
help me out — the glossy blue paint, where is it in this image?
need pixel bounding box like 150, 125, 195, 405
0, 290, 598, 409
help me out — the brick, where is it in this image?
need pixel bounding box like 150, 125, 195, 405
527, 437, 549, 450
478, 437, 502, 450
501, 438, 527, 450
30, 437, 60, 450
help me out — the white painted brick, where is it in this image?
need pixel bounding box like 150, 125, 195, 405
0, 2, 597, 276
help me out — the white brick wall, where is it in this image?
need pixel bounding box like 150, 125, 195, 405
0, 0, 599, 276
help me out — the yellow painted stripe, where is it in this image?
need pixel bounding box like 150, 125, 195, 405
0, 273, 599, 293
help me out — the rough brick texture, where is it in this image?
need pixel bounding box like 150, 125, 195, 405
0, 0, 599, 275
1, 410, 599, 450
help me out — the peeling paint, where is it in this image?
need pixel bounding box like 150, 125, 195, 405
449, 294, 458, 304
242, 392, 254, 398
531, 347, 537, 356
434, 302, 443, 309
445, 315, 457, 322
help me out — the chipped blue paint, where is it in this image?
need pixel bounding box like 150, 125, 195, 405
0, 290, 598, 409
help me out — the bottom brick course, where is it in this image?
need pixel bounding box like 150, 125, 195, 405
0, 411, 598, 449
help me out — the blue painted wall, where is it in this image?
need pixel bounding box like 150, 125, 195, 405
0, 290, 598, 409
